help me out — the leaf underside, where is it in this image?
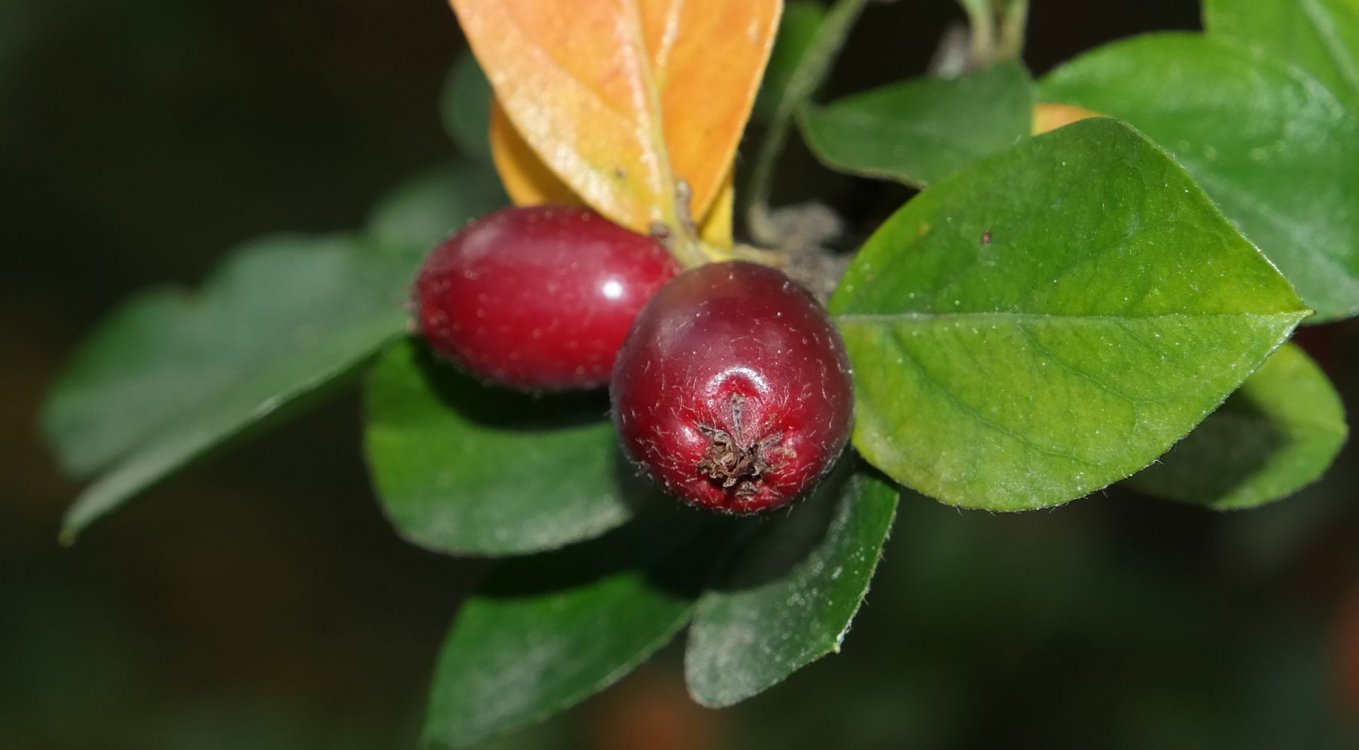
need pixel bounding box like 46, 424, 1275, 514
685, 464, 899, 707
422, 511, 724, 749
450, 0, 779, 234
1126, 343, 1347, 510
44, 235, 417, 539
45, 161, 506, 540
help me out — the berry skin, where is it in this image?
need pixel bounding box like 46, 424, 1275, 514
610, 261, 854, 514
415, 205, 680, 390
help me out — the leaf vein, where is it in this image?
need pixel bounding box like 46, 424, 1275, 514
1301, 0, 1359, 101
886, 328, 1100, 468
1013, 320, 1148, 407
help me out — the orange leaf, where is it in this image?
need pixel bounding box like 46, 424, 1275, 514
489, 99, 577, 206
451, 0, 779, 241
490, 97, 736, 247
1032, 103, 1101, 135
698, 167, 733, 248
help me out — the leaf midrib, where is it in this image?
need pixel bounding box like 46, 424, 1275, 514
834, 310, 1308, 324
882, 333, 1105, 469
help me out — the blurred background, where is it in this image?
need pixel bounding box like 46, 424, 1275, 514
4, 0, 1359, 747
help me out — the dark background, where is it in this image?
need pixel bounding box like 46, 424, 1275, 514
4, 1, 1358, 748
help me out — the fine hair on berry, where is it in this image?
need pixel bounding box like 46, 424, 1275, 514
611, 261, 854, 514
414, 205, 680, 391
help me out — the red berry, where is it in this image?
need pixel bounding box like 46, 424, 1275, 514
414, 205, 680, 390
610, 261, 854, 514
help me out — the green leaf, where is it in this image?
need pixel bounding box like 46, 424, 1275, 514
43, 235, 416, 540
685, 464, 898, 708
365, 161, 506, 257
1126, 343, 1347, 510
1205, 0, 1359, 112
1039, 34, 1359, 322
799, 62, 1033, 188
423, 514, 721, 749
439, 53, 493, 161
829, 118, 1309, 511
364, 339, 648, 556
751, 0, 828, 123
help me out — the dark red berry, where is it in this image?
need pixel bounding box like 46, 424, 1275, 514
610, 261, 854, 514
414, 205, 681, 390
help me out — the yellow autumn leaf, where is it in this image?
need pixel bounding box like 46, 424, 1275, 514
490, 98, 735, 246
698, 166, 734, 247
450, 0, 779, 249
488, 100, 577, 206
1033, 103, 1101, 135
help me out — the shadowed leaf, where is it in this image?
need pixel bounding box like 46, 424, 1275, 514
1127, 343, 1347, 510
801, 62, 1033, 188
685, 465, 898, 707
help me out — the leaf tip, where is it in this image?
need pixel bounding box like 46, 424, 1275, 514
59, 496, 99, 546
58, 524, 79, 548
684, 681, 735, 711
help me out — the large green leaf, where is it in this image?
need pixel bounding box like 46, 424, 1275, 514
1040, 34, 1359, 322
685, 464, 898, 708
829, 118, 1309, 511
1126, 343, 1347, 510
423, 514, 721, 749
800, 62, 1033, 188
1205, 0, 1359, 112
364, 339, 648, 556
43, 158, 505, 541
42, 235, 416, 540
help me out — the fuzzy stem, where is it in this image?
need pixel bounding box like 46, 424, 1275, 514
746, 0, 870, 247
963, 2, 997, 65
997, 0, 1029, 60
963, 0, 1028, 68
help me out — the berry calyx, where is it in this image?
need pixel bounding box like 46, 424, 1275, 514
414, 205, 680, 391
610, 261, 854, 514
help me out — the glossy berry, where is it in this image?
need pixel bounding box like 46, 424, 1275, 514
414, 205, 680, 390
611, 261, 854, 514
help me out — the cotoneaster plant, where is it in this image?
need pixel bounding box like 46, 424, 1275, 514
39, 0, 1358, 748
412, 202, 853, 509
